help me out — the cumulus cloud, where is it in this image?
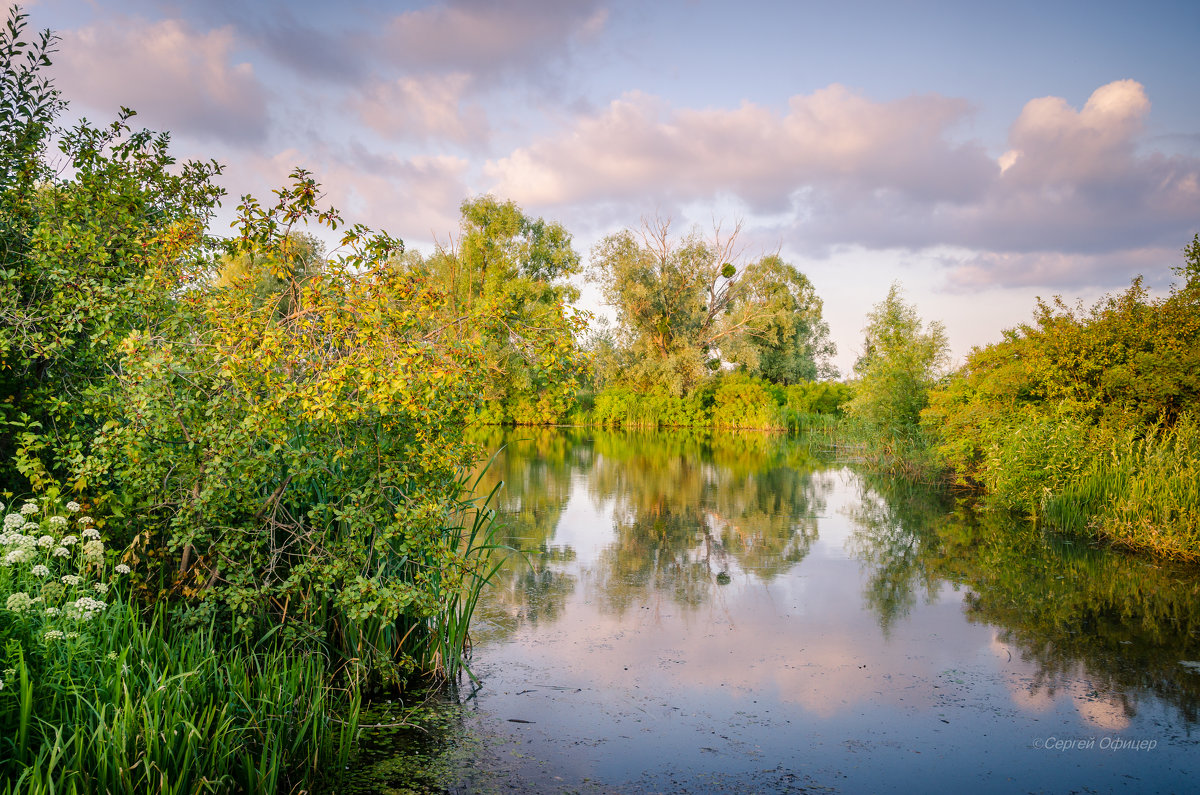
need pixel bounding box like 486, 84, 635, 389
487, 80, 1200, 290
58, 17, 269, 145
485, 86, 993, 211
349, 73, 489, 146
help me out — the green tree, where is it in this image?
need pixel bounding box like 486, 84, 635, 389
589, 217, 834, 393
405, 195, 588, 423
845, 282, 949, 472
0, 7, 223, 491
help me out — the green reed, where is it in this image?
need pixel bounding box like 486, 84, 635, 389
0, 599, 361, 794
1042, 412, 1200, 559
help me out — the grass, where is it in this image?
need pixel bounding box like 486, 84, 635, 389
1041, 413, 1200, 560
1, 599, 361, 794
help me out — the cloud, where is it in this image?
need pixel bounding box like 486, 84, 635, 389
57, 17, 269, 145
485, 85, 993, 211
349, 72, 490, 146
487, 80, 1200, 291
939, 246, 1181, 293
379, 0, 608, 74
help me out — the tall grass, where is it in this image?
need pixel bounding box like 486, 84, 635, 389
1042, 413, 1200, 559
418, 479, 509, 682
0, 600, 360, 794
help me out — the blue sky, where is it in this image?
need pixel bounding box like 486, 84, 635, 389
25, 0, 1200, 374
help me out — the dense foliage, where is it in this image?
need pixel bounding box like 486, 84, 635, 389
403, 196, 589, 425
921, 240, 1200, 556
0, 9, 536, 790
842, 283, 949, 474
588, 217, 836, 394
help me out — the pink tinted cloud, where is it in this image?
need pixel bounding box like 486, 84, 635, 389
485, 85, 993, 211
941, 246, 1182, 293
488, 79, 1199, 290
58, 17, 269, 144
380, 0, 608, 73
349, 72, 490, 146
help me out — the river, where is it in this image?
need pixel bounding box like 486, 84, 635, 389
348, 427, 1200, 793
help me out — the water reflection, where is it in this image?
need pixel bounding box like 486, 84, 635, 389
847, 470, 1200, 726
471, 427, 834, 623
353, 428, 1200, 793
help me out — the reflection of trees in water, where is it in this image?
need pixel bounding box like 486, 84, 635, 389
470, 427, 836, 629
846, 471, 1200, 724
844, 476, 954, 635
590, 429, 832, 614
466, 427, 589, 641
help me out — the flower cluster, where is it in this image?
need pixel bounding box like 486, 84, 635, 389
0, 495, 135, 647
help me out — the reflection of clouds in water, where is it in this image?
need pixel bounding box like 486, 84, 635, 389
992, 632, 1132, 731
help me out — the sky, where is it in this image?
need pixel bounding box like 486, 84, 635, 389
22, 0, 1200, 375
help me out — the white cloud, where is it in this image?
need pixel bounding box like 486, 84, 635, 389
58, 17, 269, 144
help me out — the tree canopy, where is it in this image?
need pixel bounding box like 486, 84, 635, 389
588, 217, 835, 394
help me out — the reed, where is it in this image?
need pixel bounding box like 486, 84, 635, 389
0, 599, 361, 794
1041, 413, 1200, 559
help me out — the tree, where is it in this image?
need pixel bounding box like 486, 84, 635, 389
1, 7, 224, 491
404, 195, 588, 423
845, 283, 949, 469
589, 216, 834, 393
737, 254, 837, 384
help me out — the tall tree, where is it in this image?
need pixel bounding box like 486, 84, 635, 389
589, 217, 834, 393
845, 282, 949, 466
402, 196, 588, 423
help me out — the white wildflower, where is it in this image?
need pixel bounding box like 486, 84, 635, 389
77, 516, 93, 526
0, 500, 4, 513
5, 592, 34, 612
66, 501, 81, 513
114, 563, 131, 575
44, 607, 61, 616
3, 513, 23, 530
82, 528, 101, 540
61, 534, 78, 546
62, 574, 82, 586
75, 596, 106, 614
106, 651, 118, 661
4, 548, 30, 566
31, 564, 50, 578
52, 547, 69, 557
20, 502, 38, 516
49, 516, 67, 528
22, 522, 39, 532
82, 540, 104, 560
36, 535, 54, 548
43, 630, 64, 642
66, 632, 79, 639
93, 582, 109, 595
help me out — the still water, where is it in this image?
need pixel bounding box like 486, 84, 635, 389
353, 427, 1200, 793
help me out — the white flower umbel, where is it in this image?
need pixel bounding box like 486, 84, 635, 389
5, 592, 34, 612
31, 564, 50, 578
65, 501, 81, 513
114, 563, 131, 575
20, 502, 38, 516
49, 516, 67, 528
61, 574, 82, 586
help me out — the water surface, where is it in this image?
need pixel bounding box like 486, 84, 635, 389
353, 427, 1200, 793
